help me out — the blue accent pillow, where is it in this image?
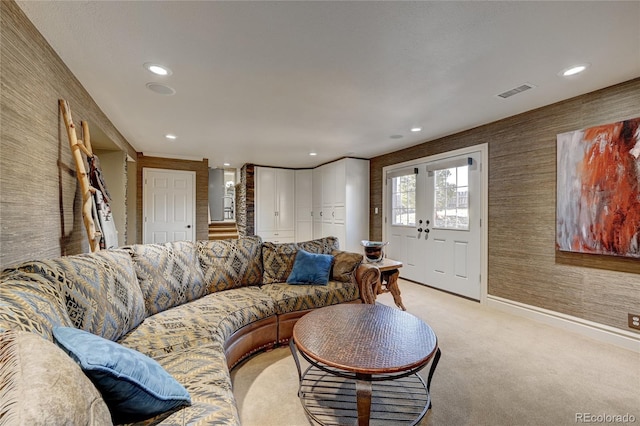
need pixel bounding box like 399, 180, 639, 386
286, 249, 334, 285
52, 327, 191, 423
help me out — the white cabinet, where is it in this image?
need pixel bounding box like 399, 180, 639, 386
295, 169, 313, 242
255, 167, 295, 243
312, 158, 369, 253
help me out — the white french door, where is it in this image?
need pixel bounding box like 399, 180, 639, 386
143, 168, 196, 244
385, 166, 427, 282
384, 147, 485, 301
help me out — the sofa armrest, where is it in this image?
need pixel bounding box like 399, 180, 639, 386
355, 263, 380, 305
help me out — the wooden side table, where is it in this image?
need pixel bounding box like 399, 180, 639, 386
370, 258, 405, 310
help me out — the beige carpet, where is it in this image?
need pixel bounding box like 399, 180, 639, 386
231, 280, 640, 426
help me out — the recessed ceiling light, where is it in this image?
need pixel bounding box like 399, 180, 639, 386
144, 63, 172, 76
146, 82, 176, 95
223, 162, 230, 167
165, 134, 177, 140
410, 127, 422, 132
309, 152, 317, 156
560, 64, 590, 77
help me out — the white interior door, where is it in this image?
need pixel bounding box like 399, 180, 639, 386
143, 168, 195, 244
384, 150, 484, 300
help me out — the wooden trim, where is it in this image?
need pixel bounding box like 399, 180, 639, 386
225, 316, 278, 370
136, 154, 209, 243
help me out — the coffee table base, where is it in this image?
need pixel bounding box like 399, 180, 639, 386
298, 365, 431, 426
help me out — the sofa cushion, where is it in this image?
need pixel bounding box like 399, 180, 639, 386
0, 269, 72, 340
118, 286, 276, 358
17, 249, 146, 341
127, 241, 207, 316
0, 330, 113, 425
143, 341, 241, 426
286, 250, 333, 285
262, 236, 340, 284
331, 250, 363, 282
53, 327, 191, 424
197, 236, 263, 292
260, 280, 360, 314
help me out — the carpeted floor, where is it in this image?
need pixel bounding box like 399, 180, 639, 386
231, 280, 640, 426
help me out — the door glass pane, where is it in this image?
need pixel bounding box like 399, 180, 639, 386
391, 174, 416, 226
434, 165, 469, 230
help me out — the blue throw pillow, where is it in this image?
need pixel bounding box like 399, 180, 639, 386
286, 249, 334, 285
52, 327, 191, 423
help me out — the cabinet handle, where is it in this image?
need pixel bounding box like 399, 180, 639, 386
320, 211, 323, 217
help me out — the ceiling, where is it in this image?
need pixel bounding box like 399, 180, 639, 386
16, 1, 640, 169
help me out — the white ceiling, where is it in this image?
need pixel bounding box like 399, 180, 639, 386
16, 1, 640, 169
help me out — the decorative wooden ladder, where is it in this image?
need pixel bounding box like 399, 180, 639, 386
59, 99, 101, 252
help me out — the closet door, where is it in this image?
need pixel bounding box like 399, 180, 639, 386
276, 169, 295, 232
312, 167, 324, 239
256, 167, 277, 233
255, 167, 295, 243
295, 170, 313, 242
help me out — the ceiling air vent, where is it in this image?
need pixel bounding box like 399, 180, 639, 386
496, 83, 536, 99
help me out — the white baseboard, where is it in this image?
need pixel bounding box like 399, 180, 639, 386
486, 296, 640, 353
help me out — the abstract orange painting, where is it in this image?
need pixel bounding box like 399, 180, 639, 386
556, 118, 640, 258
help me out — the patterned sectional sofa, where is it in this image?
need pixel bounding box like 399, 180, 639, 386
0, 235, 380, 425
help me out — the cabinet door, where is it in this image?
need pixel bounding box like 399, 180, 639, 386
322, 163, 336, 206
312, 167, 324, 238
333, 159, 346, 205
295, 170, 313, 242
276, 169, 295, 231
256, 167, 277, 232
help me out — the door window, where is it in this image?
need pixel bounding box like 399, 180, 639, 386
390, 174, 416, 226
434, 165, 469, 230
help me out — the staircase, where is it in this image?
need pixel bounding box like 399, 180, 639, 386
208, 221, 239, 240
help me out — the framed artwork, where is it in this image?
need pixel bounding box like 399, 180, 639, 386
556, 117, 640, 258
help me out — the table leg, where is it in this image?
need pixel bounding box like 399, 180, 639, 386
385, 269, 406, 311
355, 375, 372, 426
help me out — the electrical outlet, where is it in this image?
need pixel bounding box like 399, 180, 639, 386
629, 313, 640, 331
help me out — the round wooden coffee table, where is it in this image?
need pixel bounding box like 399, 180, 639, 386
290, 304, 441, 426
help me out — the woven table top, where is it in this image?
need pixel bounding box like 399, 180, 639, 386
293, 304, 437, 375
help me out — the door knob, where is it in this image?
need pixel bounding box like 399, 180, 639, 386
417, 228, 423, 232
186, 225, 191, 229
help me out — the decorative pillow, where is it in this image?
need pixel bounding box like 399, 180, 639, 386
52, 327, 191, 424
296, 236, 340, 253
197, 236, 263, 292
126, 241, 207, 316
262, 236, 340, 284
331, 250, 363, 282
286, 250, 334, 285
17, 250, 146, 341
0, 330, 113, 425
0, 268, 73, 340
